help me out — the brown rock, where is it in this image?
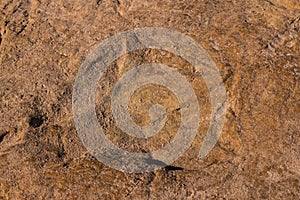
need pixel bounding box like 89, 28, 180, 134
0, 0, 299, 199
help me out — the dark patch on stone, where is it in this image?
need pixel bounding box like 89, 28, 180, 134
29, 115, 44, 128
96, 0, 102, 5
164, 165, 184, 171
0, 132, 8, 143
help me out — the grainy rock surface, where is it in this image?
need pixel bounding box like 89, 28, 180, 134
0, 0, 299, 199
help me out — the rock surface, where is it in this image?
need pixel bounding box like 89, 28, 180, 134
0, 0, 299, 199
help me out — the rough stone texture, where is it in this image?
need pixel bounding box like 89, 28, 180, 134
0, 0, 299, 199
